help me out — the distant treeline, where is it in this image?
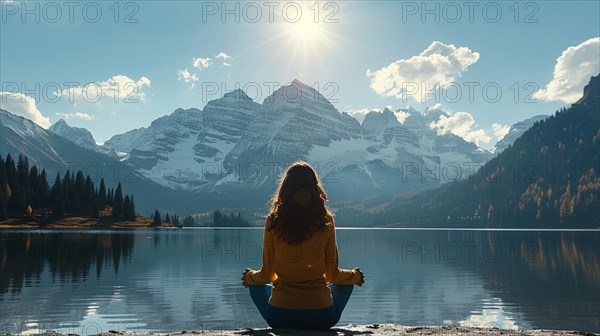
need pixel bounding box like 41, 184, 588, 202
212, 210, 251, 226
336, 91, 600, 227
0, 153, 137, 222
147, 210, 250, 227
149, 209, 194, 227
173, 210, 251, 227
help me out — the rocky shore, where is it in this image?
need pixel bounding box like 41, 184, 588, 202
14, 324, 597, 336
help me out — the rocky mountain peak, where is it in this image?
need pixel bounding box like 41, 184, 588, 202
220, 89, 253, 103
264, 79, 335, 112
49, 118, 98, 150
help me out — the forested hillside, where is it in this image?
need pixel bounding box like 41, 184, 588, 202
337, 75, 600, 228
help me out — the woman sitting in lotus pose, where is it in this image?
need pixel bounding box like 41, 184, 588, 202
242, 161, 364, 330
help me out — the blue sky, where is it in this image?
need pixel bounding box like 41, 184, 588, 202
1, 0, 599, 149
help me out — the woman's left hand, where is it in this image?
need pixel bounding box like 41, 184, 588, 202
353, 267, 364, 286
241, 268, 251, 287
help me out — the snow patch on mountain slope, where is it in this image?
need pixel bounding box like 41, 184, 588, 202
136, 126, 241, 191
138, 133, 204, 190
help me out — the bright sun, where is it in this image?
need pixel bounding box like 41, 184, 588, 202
282, 8, 335, 71
288, 16, 324, 43
257, 1, 343, 73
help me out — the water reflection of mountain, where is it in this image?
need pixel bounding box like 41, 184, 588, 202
0, 230, 598, 333
0, 231, 136, 296
460, 231, 600, 331
336, 230, 600, 332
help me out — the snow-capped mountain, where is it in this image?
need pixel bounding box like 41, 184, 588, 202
102, 126, 147, 155
0, 108, 218, 215
49, 119, 97, 150
222, 80, 362, 183
1, 109, 87, 165
493, 115, 549, 153
98, 79, 494, 200
48, 119, 126, 158
2, 78, 550, 211
111, 89, 261, 191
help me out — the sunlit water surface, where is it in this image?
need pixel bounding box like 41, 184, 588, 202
0, 228, 598, 334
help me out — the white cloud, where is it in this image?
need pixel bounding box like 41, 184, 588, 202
427, 102, 443, 111
192, 57, 212, 69
177, 68, 199, 88
346, 108, 375, 123
191, 52, 233, 69
463, 129, 491, 145
429, 111, 491, 147
491, 123, 510, 141
0, 92, 50, 128
215, 52, 233, 61
55, 112, 94, 121
56, 75, 151, 102
367, 41, 480, 102
395, 110, 410, 124
534, 37, 600, 103
346, 106, 410, 124
180, 52, 233, 88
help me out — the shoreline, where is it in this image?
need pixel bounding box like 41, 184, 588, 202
17, 324, 598, 336
0, 215, 176, 230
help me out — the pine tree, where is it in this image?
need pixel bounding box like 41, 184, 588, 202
213, 210, 222, 226
28, 165, 39, 207
51, 173, 64, 218
62, 171, 72, 212
183, 215, 195, 226
17, 154, 29, 185
152, 209, 161, 227
122, 195, 136, 221
75, 171, 85, 206
0, 156, 8, 221
106, 188, 114, 206
0, 184, 8, 221
53, 197, 65, 218
125, 195, 136, 221
38, 169, 49, 208
92, 201, 100, 218
0, 199, 6, 221
84, 176, 94, 205
113, 183, 123, 218
71, 191, 81, 213
123, 195, 131, 221
98, 178, 107, 207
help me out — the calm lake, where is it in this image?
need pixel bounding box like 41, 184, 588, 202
0, 228, 599, 334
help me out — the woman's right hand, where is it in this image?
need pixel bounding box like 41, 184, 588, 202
353, 267, 364, 286
241, 268, 251, 287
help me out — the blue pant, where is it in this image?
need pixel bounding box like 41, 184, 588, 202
248, 284, 353, 330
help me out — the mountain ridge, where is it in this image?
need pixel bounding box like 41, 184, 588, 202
333, 74, 600, 227
91, 80, 497, 199
1, 78, 570, 217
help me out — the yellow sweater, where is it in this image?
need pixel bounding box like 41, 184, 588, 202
245, 216, 361, 309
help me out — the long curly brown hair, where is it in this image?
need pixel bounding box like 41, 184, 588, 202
266, 161, 333, 245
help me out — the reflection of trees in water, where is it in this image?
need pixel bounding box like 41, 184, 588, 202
1, 230, 597, 331
468, 231, 600, 332
397, 230, 600, 331
110, 229, 263, 331
336, 230, 600, 331
335, 230, 491, 326
0, 232, 135, 296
